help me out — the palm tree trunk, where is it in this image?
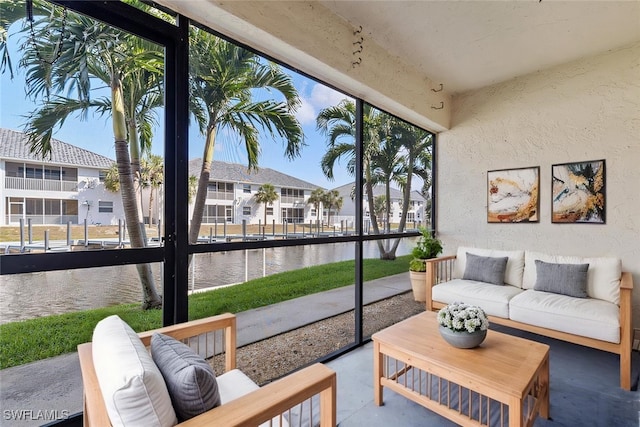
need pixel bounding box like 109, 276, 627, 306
128, 119, 145, 223
112, 77, 161, 309
189, 126, 217, 244
149, 188, 154, 226
364, 165, 387, 258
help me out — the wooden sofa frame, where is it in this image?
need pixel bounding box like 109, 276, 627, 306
78, 313, 337, 426
425, 255, 635, 391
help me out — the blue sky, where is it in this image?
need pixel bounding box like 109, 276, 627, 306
0, 22, 353, 190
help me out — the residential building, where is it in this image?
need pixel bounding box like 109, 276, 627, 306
0, 130, 328, 228
188, 158, 323, 225
0, 128, 121, 226
331, 182, 426, 229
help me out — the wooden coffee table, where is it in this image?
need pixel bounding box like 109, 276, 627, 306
373, 311, 549, 427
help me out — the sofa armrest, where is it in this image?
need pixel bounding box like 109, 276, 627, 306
425, 255, 457, 311
180, 363, 337, 427
78, 342, 110, 427
619, 272, 634, 390
138, 313, 237, 372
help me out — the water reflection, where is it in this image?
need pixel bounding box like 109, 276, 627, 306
0, 240, 413, 324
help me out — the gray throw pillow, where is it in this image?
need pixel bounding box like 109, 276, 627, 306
462, 252, 508, 285
534, 260, 589, 298
151, 333, 221, 421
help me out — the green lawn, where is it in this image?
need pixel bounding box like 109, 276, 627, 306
0, 255, 411, 369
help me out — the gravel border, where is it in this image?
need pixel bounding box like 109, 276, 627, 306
211, 292, 425, 385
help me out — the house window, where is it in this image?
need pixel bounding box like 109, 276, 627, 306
243, 206, 251, 215
266, 207, 273, 215
243, 184, 251, 193
281, 207, 304, 223
99, 170, 108, 182
98, 201, 113, 213
23, 165, 43, 179
311, 208, 316, 217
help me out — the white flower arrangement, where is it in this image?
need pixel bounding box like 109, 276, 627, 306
437, 302, 489, 333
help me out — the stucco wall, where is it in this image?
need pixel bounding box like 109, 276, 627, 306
437, 42, 640, 324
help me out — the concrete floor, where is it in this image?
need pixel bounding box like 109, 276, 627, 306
326, 327, 640, 427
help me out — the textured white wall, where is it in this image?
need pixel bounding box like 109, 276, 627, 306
438, 42, 640, 324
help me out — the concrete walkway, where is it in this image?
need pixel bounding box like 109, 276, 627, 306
0, 273, 411, 427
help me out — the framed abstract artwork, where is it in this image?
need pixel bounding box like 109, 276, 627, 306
487, 166, 539, 223
552, 159, 606, 224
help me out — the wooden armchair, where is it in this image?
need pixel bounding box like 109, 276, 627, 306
78, 313, 337, 426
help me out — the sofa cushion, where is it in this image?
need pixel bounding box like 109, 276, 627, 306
523, 251, 622, 304
151, 333, 221, 421
453, 247, 525, 287
432, 278, 523, 318
509, 290, 620, 343
217, 369, 288, 427
534, 260, 589, 298
463, 253, 508, 285
92, 315, 177, 427
217, 369, 259, 404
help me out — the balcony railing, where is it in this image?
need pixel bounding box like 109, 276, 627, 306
6, 214, 79, 225
206, 191, 234, 201
280, 196, 305, 204
5, 177, 78, 192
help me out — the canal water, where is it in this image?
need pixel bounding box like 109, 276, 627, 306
0, 239, 414, 324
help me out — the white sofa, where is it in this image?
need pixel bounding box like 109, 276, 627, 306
424, 247, 634, 390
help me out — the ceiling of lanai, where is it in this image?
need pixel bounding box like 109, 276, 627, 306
156, 1, 640, 131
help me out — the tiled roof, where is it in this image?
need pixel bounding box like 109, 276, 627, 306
0, 128, 114, 168
188, 158, 323, 190
333, 182, 426, 201
1, 129, 325, 189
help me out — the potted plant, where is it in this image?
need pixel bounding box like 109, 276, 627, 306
437, 302, 489, 348
409, 227, 443, 301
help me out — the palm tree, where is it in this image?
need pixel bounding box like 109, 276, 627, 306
317, 100, 390, 256
307, 188, 325, 226
254, 183, 278, 225
1, 2, 164, 308
317, 102, 433, 259
188, 175, 198, 204
140, 154, 164, 225
187, 29, 303, 244
103, 163, 120, 193
392, 121, 433, 231
370, 117, 403, 233
322, 189, 343, 227
373, 195, 387, 226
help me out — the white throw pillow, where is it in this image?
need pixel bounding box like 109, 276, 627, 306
523, 251, 621, 304
452, 247, 525, 288
92, 315, 178, 427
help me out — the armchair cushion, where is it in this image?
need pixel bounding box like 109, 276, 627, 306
151, 333, 221, 421
92, 315, 177, 427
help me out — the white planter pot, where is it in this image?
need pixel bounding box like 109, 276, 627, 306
409, 270, 426, 302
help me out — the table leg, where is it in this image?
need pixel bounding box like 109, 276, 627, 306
373, 340, 383, 406
539, 354, 550, 419
508, 396, 523, 427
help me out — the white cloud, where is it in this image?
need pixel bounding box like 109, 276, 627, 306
309, 84, 348, 109
295, 97, 317, 126
295, 83, 349, 126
